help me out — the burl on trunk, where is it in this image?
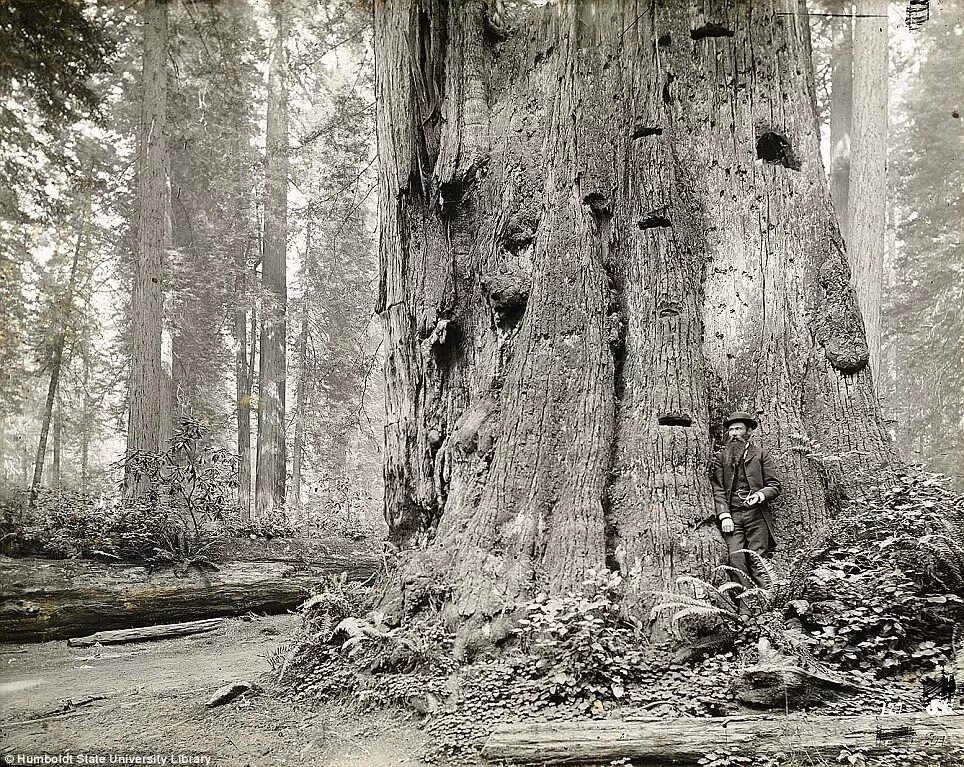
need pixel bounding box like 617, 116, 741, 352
374, 0, 894, 643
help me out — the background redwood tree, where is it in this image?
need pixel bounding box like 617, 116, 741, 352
126, 0, 170, 497
373, 0, 896, 646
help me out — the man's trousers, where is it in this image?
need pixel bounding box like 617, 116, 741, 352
723, 505, 771, 597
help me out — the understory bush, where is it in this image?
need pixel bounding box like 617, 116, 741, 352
513, 568, 647, 706
794, 468, 964, 676
6, 418, 243, 563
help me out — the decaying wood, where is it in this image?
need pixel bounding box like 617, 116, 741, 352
66, 617, 225, 647
6, 695, 107, 727
737, 661, 872, 708
736, 637, 872, 707
0, 554, 377, 643
483, 714, 964, 765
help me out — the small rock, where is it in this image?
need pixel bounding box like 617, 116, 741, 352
206, 681, 257, 707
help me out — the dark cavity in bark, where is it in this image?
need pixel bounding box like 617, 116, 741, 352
583, 192, 611, 218
691, 23, 735, 40
638, 212, 672, 230
756, 131, 802, 171
481, 272, 529, 328
658, 414, 694, 428
631, 125, 663, 139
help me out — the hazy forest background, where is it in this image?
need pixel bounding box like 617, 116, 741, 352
0, 0, 961, 549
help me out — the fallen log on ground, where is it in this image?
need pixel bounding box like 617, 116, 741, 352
482, 713, 964, 765
0, 554, 378, 643
66, 617, 226, 647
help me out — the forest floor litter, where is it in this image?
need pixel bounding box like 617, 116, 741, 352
0, 613, 431, 766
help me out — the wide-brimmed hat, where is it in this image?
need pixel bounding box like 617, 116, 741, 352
723, 411, 758, 431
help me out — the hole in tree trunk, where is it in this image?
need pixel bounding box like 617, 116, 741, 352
638, 214, 672, 230
439, 179, 467, 213
658, 33, 672, 47
756, 132, 801, 171
658, 414, 693, 427
658, 305, 680, 318
631, 126, 663, 139
691, 23, 735, 40
583, 192, 611, 220
662, 73, 675, 104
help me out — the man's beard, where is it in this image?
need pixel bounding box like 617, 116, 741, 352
724, 434, 747, 462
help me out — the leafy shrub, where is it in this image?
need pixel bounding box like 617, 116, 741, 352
124, 417, 241, 532
8, 418, 242, 563
514, 568, 646, 706
794, 469, 964, 675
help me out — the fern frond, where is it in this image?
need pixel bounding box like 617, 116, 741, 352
733, 548, 777, 589
715, 564, 751, 582
644, 590, 715, 609
649, 601, 712, 621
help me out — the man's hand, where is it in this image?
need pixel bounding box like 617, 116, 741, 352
721, 517, 734, 534
744, 491, 766, 507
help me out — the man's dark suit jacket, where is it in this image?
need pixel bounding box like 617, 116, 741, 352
709, 442, 782, 552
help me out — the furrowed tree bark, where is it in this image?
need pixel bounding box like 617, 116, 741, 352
255, 0, 289, 520
829, 2, 853, 243
374, 0, 896, 645
126, 0, 169, 498
847, 0, 888, 384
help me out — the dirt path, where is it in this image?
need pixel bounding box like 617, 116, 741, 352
0, 614, 431, 766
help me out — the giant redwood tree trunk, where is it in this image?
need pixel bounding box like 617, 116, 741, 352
126, 0, 169, 497
374, 0, 896, 643
255, 0, 289, 519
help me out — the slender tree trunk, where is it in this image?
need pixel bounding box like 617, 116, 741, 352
126, 0, 169, 498
374, 0, 896, 646
290, 301, 307, 515
30, 185, 91, 504
52, 394, 62, 487
80, 346, 91, 491
291, 250, 311, 516
255, 0, 289, 519
847, 0, 888, 384
234, 262, 253, 523
829, 2, 853, 244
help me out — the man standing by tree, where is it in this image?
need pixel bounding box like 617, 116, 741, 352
710, 412, 782, 604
